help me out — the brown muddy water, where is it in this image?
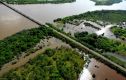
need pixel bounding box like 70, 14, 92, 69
0, 4, 38, 40
79, 58, 126, 80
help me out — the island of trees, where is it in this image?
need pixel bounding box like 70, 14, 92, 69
1, 0, 75, 4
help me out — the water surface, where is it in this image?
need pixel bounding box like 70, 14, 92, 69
79, 58, 126, 80
0, 4, 38, 40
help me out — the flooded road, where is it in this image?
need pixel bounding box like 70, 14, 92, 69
79, 58, 126, 80
0, 4, 38, 40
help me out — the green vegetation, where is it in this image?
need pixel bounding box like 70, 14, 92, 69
2, 48, 84, 80
1, 0, 75, 4
91, 0, 122, 5
0, 26, 53, 68
111, 26, 126, 40
56, 10, 126, 24
74, 32, 126, 56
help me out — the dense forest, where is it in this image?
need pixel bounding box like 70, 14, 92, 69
56, 10, 126, 24
1, 0, 75, 4
111, 26, 126, 40
0, 26, 53, 68
2, 48, 84, 80
91, 0, 122, 5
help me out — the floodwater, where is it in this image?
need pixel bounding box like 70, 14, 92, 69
96, 25, 117, 39
63, 23, 98, 36
0, 4, 38, 40
79, 58, 126, 80
56, 22, 116, 39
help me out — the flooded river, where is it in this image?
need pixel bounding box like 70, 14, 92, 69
0, 0, 126, 79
